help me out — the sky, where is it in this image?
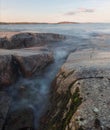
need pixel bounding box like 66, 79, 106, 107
0, 0, 110, 23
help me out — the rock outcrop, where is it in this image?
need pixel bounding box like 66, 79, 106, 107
4, 106, 34, 130
0, 32, 65, 49
0, 55, 19, 87
0, 48, 53, 87
0, 92, 12, 130
40, 49, 110, 130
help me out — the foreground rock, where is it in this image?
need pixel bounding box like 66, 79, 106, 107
0, 48, 53, 87
40, 49, 110, 130
0, 55, 19, 87
0, 32, 65, 49
0, 92, 12, 130
4, 106, 34, 130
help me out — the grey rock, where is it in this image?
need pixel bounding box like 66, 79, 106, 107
0, 37, 11, 49
0, 55, 18, 87
0, 32, 65, 49
0, 92, 12, 130
4, 106, 34, 130
0, 48, 53, 87
10, 33, 36, 48
14, 49, 53, 77
39, 49, 110, 130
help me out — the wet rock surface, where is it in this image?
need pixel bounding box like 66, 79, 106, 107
0, 32, 65, 49
40, 49, 110, 130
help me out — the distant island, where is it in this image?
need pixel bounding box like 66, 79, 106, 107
57, 21, 78, 24
0, 21, 79, 24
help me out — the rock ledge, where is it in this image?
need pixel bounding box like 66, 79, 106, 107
40, 49, 110, 130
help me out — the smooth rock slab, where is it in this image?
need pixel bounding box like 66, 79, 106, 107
39, 49, 110, 130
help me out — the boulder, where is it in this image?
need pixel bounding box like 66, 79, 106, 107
4, 106, 34, 130
0, 37, 11, 49
0, 55, 19, 87
39, 49, 110, 130
10, 33, 37, 48
0, 48, 53, 87
14, 49, 53, 77
0, 92, 12, 130
0, 32, 66, 49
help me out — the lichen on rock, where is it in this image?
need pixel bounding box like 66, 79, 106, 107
39, 49, 110, 130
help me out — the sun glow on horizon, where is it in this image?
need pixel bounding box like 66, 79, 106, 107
0, 0, 110, 23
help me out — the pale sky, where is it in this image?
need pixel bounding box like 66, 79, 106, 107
0, 0, 110, 23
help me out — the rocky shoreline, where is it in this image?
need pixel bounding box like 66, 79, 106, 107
0, 48, 53, 87
0, 32, 110, 130
0, 32, 65, 130
39, 49, 110, 130
0, 32, 65, 49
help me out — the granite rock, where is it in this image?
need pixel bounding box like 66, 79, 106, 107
0, 92, 12, 130
39, 49, 110, 130
0, 32, 65, 49
0, 48, 53, 87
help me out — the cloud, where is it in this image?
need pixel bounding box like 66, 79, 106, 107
79, 8, 94, 13
66, 12, 76, 15
65, 8, 95, 15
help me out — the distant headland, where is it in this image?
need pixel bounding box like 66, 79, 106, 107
0, 21, 79, 24
57, 21, 78, 24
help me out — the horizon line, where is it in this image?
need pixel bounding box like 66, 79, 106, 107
0, 21, 110, 24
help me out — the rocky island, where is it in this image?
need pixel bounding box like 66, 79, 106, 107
0, 32, 110, 130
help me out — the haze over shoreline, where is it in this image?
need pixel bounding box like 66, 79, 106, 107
0, 22, 78, 24
0, 22, 110, 25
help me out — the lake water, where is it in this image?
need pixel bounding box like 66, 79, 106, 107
1, 23, 110, 130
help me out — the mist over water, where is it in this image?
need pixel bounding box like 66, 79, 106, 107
1, 23, 110, 129
7, 37, 78, 129
1, 23, 110, 37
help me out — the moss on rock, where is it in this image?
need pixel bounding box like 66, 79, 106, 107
44, 85, 82, 130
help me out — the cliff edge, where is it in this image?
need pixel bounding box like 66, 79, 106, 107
40, 49, 110, 130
